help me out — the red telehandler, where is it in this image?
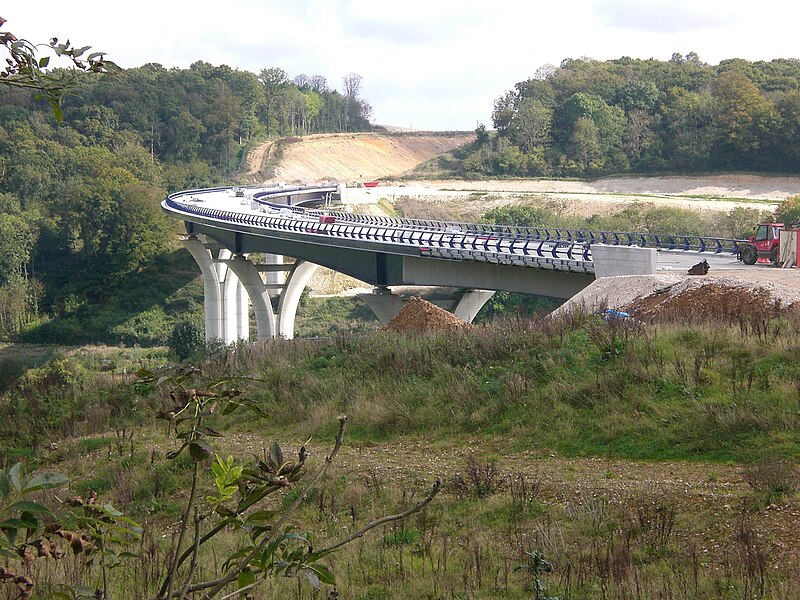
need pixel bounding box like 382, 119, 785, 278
739, 223, 783, 265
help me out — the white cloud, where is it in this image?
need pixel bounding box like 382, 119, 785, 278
4, 0, 800, 130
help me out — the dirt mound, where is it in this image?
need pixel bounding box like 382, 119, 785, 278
384, 297, 474, 333
558, 269, 800, 324
624, 282, 797, 322
260, 132, 474, 183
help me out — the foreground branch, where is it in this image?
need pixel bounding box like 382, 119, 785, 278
317, 478, 442, 556
199, 415, 348, 600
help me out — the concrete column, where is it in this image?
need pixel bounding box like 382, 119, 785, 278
262, 253, 286, 285
218, 249, 243, 344
453, 290, 495, 323
276, 260, 319, 339
236, 277, 249, 340
591, 245, 657, 278
224, 256, 276, 340
357, 287, 405, 325
183, 237, 223, 343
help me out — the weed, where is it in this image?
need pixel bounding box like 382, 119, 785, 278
448, 456, 505, 499
742, 456, 799, 503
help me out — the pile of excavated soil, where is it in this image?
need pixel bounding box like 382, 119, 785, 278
384, 297, 474, 333
624, 282, 797, 322
559, 269, 800, 323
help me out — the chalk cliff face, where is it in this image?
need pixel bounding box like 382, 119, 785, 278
249, 132, 475, 183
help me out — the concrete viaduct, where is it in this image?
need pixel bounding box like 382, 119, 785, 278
161, 184, 742, 342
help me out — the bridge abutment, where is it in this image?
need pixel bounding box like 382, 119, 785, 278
590, 245, 657, 278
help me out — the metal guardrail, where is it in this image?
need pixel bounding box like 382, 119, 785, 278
164, 192, 595, 273
286, 210, 743, 255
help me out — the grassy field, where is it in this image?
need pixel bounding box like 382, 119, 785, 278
2, 310, 799, 598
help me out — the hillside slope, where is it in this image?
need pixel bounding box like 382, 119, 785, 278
254, 132, 474, 183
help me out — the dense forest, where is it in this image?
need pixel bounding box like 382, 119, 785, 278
0, 61, 373, 341
460, 53, 800, 177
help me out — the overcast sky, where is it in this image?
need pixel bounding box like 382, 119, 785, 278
4, 1, 800, 130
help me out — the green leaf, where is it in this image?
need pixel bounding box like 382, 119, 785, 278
100, 503, 123, 517
0, 517, 29, 529
304, 569, 321, 590
189, 439, 213, 462
166, 443, 188, 460
8, 463, 23, 493
197, 425, 223, 437
221, 401, 241, 416
237, 568, 256, 590
38, 56, 50, 68
245, 510, 278, 525
269, 441, 283, 472
0, 470, 9, 498
24, 472, 69, 493
7, 501, 51, 514
49, 99, 63, 122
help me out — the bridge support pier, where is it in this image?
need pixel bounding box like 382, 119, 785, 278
358, 287, 495, 325
185, 236, 320, 342
452, 290, 496, 322
223, 255, 276, 340
276, 261, 319, 339
183, 237, 249, 344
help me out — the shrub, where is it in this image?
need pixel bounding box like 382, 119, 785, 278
448, 456, 505, 499
168, 320, 204, 361
776, 195, 800, 226
742, 457, 799, 503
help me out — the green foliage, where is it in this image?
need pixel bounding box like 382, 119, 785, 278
776, 195, 800, 225
484, 204, 560, 228
127, 365, 438, 598
0, 54, 376, 346
742, 456, 799, 504
463, 55, 800, 177
484, 200, 767, 240
0, 17, 116, 120
206, 454, 243, 508
168, 320, 205, 361
515, 550, 559, 600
